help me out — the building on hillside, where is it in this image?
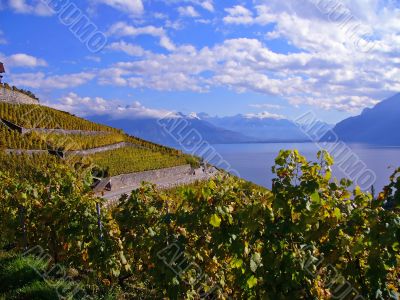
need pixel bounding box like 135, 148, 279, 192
0, 62, 4, 84
0, 62, 40, 105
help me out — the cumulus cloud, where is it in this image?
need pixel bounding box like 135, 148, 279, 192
10, 72, 95, 89
8, 0, 53, 16
0, 53, 47, 68
200, 0, 214, 12
8, 0, 399, 113
96, 0, 143, 15
98, 29, 398, 111
223, 5, 254, 25
107, 22, 176, 51
178, 6, 199, 17
168, 0, 214, 12
106, 41, 146, 57
47, 92, 176, 119
7, 53, 47, 67
96, 0, 400, 112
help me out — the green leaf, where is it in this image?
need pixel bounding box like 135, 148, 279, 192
310, 191, 320, 203
392, 242, 399, 252
231, 258, 243, 269
333, 208, 342, 219
247, 275, 258, 288
209, 214, 222, 228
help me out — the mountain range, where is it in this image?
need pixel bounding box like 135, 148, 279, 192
88, 113, 256, 147
88, 112, 323, 146
326, 93, 400, 145
88, 93, 400, 147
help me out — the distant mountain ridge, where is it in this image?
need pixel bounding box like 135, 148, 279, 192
326, 93, 400, 145
200, 113, 329, 142
88, 112, 334, 146
87, 114, 257, 147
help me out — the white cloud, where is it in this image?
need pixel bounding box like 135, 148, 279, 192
0, 53, 47, 68
178, 6, 199, 17
97, 0, 399, 112
106, 41, 146, 57
48, 92, 176, 119
165, 19, 184, 30
96, 0, 144, 15
10, 72, 95, 89
108, 22, 164, 37
244, 111, 285, 120
168, 0, 214, 12
96, 32, 398, 111
223, 5, 254, 25
8, 53, 47, 67
200, 0, 214, 12
8, 0, 53, 16
107, 22, 176, 51
9, 0, 396, 114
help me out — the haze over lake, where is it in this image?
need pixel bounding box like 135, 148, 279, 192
209, 143, 400, 192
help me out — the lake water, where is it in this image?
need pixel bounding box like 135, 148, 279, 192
208, 143, 400, 192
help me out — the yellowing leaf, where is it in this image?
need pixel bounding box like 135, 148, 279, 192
82, 250, 89, 262
354, 186, 363, 196
230, 258, 243, 269
247, 275, 258, 288
209, 214, 221, 228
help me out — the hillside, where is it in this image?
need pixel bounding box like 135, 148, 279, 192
0, 102, 199, 177
327, 93, 400, 145
0, 94, 399, 300
0, 148, 398, 299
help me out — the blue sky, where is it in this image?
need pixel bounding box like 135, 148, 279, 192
0, 0, 399, 123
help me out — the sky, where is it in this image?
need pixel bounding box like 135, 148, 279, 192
0, 0, 399, 124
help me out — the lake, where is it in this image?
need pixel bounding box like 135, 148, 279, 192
207, 143, 400, 192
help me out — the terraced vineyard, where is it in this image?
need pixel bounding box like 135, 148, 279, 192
0, 102, 118, 132
0, 124, 127, 150
0, 102, 200, 177
0, 152, 59, 180
88, 146, 192, 176
0, 122, 47, 149
38, 132, 127, 151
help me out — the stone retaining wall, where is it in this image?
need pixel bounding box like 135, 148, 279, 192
23, 128, 111, 135
5, 142, 137, 157
108, 164, 193, 191
1, 118, 111, 136
66, 142, 136, 156
0, 86, 39, 105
